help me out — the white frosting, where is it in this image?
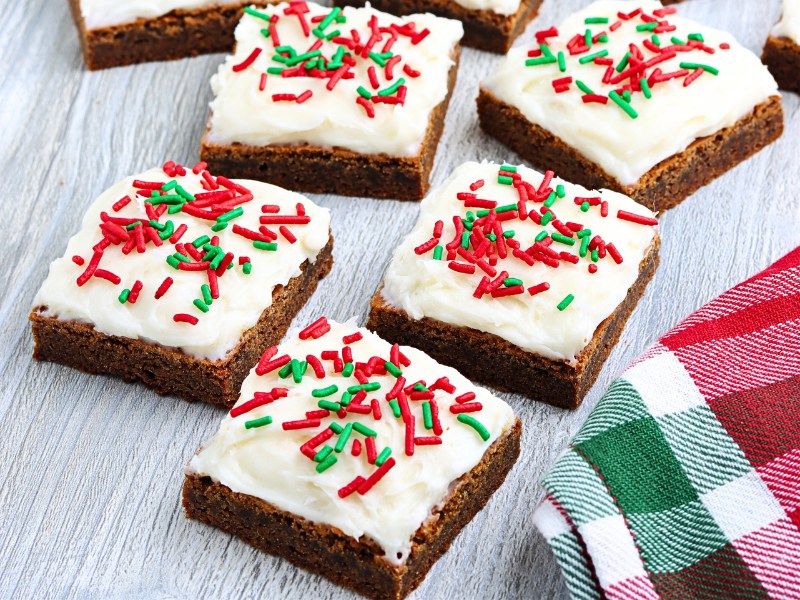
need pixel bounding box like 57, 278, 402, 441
33, 166, 330, 362
206, 3, 463, 157
187, 320, 516, 565
482, 0, 779, 186
381, 161, 657, 363
80, 0, 230, 30
773, 0, 800, 44
451, 0, 520, 17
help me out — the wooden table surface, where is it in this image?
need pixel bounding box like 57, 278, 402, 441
1, 0, 797, 598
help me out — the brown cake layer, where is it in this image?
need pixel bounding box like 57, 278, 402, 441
763, 35, 800, 94
333, 0, 541, 53
201, 49, 460, 201
477, 90, 784, 212
367, 235, 660, 410
67, 0, 256, 70
30, 238, 333, 407
183, 418, 521, 600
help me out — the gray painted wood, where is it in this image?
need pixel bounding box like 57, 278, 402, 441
0, 0, 797, 598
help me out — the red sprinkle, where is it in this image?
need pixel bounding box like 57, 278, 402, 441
173, 313, 198, 325
617, 210, 658, 226
232, 47, 262, 72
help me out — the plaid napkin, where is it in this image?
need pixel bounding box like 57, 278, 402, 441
534, 248, 800, 600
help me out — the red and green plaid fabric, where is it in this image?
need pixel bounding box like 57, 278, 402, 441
534, 247, 800, 599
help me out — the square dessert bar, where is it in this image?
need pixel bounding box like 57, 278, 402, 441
478, 0, 783, 212
332, 0, 541, 54
30, 160, 332, 407
183, 318, 521, 599
368, 161, 660, 410
68, 0, 265, 70
763, 0, 800, 93
200, 2, 463, 201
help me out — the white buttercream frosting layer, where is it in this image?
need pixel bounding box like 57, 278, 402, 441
34, 165, 330, 361
482, 0, 778, 186
451, 0, 520, 17
206, 3, 463, 157
80, 0, 231, 30
773, 0, 800, 44
188, 320, 516, 565
381, 161, 658, 363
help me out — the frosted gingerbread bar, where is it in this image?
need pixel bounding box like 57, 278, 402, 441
478, 0, 783, 212
68, 0, 271, 70
200, 2, 463, 200
763, 0, 800, 93
30, 161, 332, 406
183, 318, 521, 599
368, 161, 659, 409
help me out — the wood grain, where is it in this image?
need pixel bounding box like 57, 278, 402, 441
0, 0, 797, 598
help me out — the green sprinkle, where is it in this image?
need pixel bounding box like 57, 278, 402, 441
551, 233, 575, 246
385, 361, 403, 378
622, 90, 632, 103
375, 447, 392, 467
580, 236, 590, 257
167, 204, 182, 215
254, 241, 278, 251
329, 422, 344, 435
353, 422, 377, 437
557, 294, 575, 311
557, 51, 566, 72
503, 230, 515, 238
496, 203, 517, 212
357, 86, 372, 99
497, 175, 514, 185
591, 249, 600, 263
535, 230, 549, 242
580, 201, 591, 212
378, 78, 405, 97
368, 51, 389, 67
278, 361, 293, 378
147, 194, 183, 205
312, 385, 339, 398
501, 166, 517, 173
576, 228, 592, 238
578, 50, 608, 64
608, 90, 638, 119
158, 220, 174, 240
616, 52, 630, 73
316, 454, 338, 473
636, 22, 658, 32
148, 220, 166, 231
679, 62, 719, 76
118, 289, 130, 303
243, 262, 252, 275
193, 298, 210, 313
317, 6, 341, 31
347, 382, 381, 394
651, 34, 661, 46
317, 400, 341, 412
584, 17, 609, 24
217, 207, 244, 223
461, 231, 470, 249
174, 185, 195, 202
503, 277, 523, 286
201, 284, 213, 305
285, 50, 322, 67
544, 191, 557, 208
597, 34, 609, 42
245, 415, 273, 429
342, 362, 354, 377
244, 6, 271, 21
687, 33, 705, 42
526, 56, 557, 67
422, 401, 433, 430
487, 233, 497, 242
457, 414, 490, 441
474, 210, 489, 219
291, 359, 307, 384
334, 423, 353, 452
267, 67, 284, 75
540, 211, 554, 226
125, 221, 143, 230
556, 184, 566, 198
340, 392, 352, 407
260, 28, 270, 38
539, 44, 555, 59
192, 235, 210, 248
166, 256, 180, 270
413, 383, 427, 392
388, 399, 402, 418
575, 79, 595, 95
314, 445, 334, 462
209, 251, 226, 271
433, 246, 443, 260
584, 29, 593, 48
640, 77, 652, 99
162, 181, 177, 191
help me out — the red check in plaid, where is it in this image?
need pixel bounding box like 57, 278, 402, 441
534, 247, 800, 599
